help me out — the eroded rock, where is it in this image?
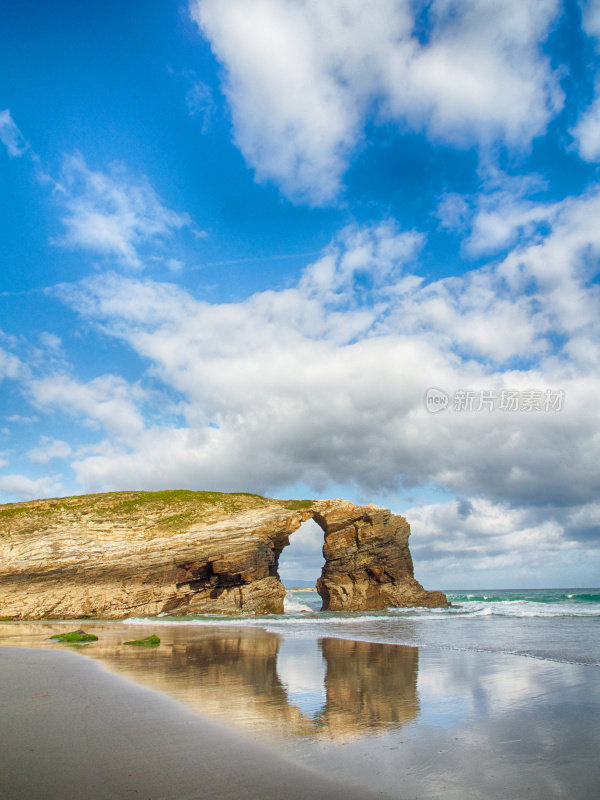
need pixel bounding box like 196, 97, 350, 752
0, 490, 447, 618
315, 501, 448, 610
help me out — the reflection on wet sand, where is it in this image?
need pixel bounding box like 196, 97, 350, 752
0, 623, 418, 741
318, 638, 418, 740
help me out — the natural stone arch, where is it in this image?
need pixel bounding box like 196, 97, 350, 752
273, 501, 447, 613
0, 494, 447, 619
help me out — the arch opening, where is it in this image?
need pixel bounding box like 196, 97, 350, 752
277, 518, 325, 613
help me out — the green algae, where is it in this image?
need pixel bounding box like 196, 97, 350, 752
123, 634, 160, 647
49, 629, 99, 642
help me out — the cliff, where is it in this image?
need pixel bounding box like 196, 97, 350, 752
0, 490, 447, 618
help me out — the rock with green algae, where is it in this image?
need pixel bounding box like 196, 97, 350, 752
123, 634, 160, 647
49, 629, 98, 642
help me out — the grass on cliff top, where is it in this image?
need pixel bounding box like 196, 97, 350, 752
281, 499, 315, 510
0, 489, 316, 536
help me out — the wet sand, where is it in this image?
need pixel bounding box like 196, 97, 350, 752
1, 622, 600, 799
0, 646, 389, 800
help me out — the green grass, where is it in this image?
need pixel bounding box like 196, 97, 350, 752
282, 499, 315, 510
0, 506, 30, 519
49, 629, 99, 642
1, 489, 314, 540
123, 634, 160, 647
106, 490, 266, 516
0, 616, 14, 622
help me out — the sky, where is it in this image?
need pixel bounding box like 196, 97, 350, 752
1, 0, 600, 589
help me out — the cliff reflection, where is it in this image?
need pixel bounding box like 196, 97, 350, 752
0, 622, 419, 741
318, 638, 419, 739
96, 629, 419, 741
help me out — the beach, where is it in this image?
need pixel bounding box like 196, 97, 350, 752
1, 598, 600, 800
0, 645, 389, 800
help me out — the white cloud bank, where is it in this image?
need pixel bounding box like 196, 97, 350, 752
32, 187, 598, 577
0, 473, 62, 501
191, 0, 563, 203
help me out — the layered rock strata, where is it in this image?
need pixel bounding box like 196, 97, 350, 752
0, 490, 447, 618
315, 501, 448, 611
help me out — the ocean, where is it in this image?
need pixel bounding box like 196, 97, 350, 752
125, 587, 600, 667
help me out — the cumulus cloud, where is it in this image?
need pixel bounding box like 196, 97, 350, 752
0, 473, 63, 502
408, 492, 600, 586
27, 437, 72, 465
0, 347, 23, 382
278, 519, 326, 582
191, 0, 562, 203
408, 497, 574, 572
0, 109, 28, 157
445, 170, 559, 258
53, 153, 191, 268
29, 374, 147, 439
44, 194, 599, 544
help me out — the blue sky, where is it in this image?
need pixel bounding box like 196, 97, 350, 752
2, 0, 600, 589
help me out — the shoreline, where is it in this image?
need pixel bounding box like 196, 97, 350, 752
2, 619, 599, 799
0, 645, 389, 800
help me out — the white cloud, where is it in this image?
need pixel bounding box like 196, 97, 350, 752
0, 473, 62, 502
408, 496, 576, 574
191, 0, 562, 203
46, 190, 599, 536
278, 519, 326, 581
27, 437, 72, 465
570, 0, 600, 161
185, 80, 215, 133
29, 374, 147, 439
582, 0, 600, 37
38, 332, 63, 353
572, 97, 600, 162
0, 109, 28, 157
54, 153, 191, 268
0, 347, 23, 381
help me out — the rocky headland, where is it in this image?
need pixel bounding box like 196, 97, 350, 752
0, 490, 447, 618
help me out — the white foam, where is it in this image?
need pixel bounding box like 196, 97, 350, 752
283, 593, 314, 613
122, 599, 600, 629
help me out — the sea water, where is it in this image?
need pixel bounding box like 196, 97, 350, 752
127, 587, 600, 667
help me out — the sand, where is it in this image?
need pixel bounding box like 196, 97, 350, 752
0, 646, 389, 800
2, 624, 600, 800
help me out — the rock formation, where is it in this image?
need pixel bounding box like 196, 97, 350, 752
0, 490, 447, 618
315, 501, 448, 611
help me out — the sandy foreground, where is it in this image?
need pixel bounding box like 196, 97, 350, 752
0, 646, 389, 800
2, 622, 600, 800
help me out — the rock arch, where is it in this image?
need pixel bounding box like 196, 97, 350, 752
0, 494, 447, 619
283, 500, 447, 612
